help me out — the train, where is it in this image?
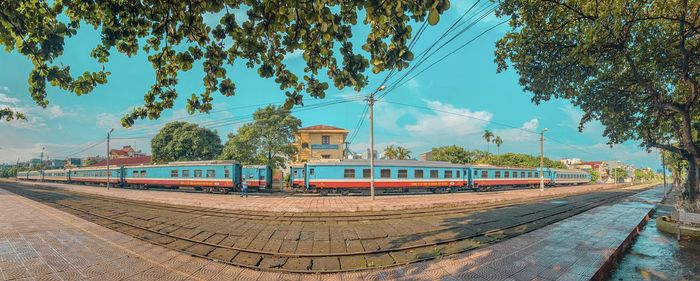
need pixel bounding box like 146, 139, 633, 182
17, 159, 590, 196
289, 160, 591, 195
16, 161, 273, 193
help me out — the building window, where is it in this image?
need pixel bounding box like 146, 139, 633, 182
225, 169, 230, 178
171, 170, 178, 178
194, 170, 202, 178
445, 170, 453, 178
322, 135, 330, 145
398, 169, 408, 179
430, 170, 439, 178
206, 170, 216, 178
301, 142, 309, 149
321, 154, 331, 159
344, 169, 355, 179
363, 169, 371, 178
380, 169, 391, 178
414, 169, 424, 179
505, 171, 510, 178
495, 171, 501, 178
182, 170, 190, 177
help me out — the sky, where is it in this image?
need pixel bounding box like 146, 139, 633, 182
0, 2, 663, 170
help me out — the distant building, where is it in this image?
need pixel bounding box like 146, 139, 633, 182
91, 155, 151, 167
363, 149, 379, 160
81, 156, 104, 167
419, 151, 433, 161
109, 145, 145, 159
29, 158, 41, 167
64, 158, 82, 168
46, 159, 65, 169
293, 125, 349, 162
560, 158, 582, 168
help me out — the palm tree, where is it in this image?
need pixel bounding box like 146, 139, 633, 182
395, 146, 412, 160
482, 130, 494, 153
494, 136, 503, 154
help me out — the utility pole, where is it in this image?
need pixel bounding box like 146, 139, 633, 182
107, 128, 114, 190
539, 128, 548, 191
40, 147, 44, 182
367, 85, 386, 200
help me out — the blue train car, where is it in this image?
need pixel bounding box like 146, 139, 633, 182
16, 171, 29, 180
551, 169, 591, 185
70, 166, 121, 185
123, 161, 241, 193
289, 164, 306, 190
304, 160, 470, 195
242, 165, 273, 191
471, 165, 552, 190
43, 169, 70, 182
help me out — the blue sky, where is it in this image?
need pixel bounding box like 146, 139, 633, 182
0, 2, 662, 170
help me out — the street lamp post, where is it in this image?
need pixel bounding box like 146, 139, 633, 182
539, 128, 548, 191
107, 128, 114, 190
40, 146, 45, 182
367, 85, 386, 201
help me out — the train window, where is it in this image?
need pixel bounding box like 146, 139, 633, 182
398, 169, 408, 179
481, 171, 488, 178
521, 172, 525, 178
414, 169, 424, 178
194, 170, 202, 178
344, 169, 355, 179
474, 170, 478, 176
528, 172, 532, 177
535, 172, 539, 177
182, 170, 190, 177
380, 169, 391, 178
132, 171, 139, 177
362, 169, 370, 178
444, 170, 453, 178
171, 170, 178, 177
457, 170, 461, 178
309, 168, 315, 176
225, 169, 230, 178
495, 171, 501, 178
140, 170, 147, 177
430, 170, 438, 178
504, 171, 510, 178
206, 170, 216, 178
293, 170, 298, 176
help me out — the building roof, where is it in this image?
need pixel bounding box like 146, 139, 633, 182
91, 156, 151, 167
298, 125, 348, 131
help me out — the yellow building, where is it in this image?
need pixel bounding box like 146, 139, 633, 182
294, 125, 349, 162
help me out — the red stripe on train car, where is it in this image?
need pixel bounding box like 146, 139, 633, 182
474, 179, 550, 186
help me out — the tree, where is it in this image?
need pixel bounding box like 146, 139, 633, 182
494, 1, 700, 207
494, 136, 503, 154
477, 152, 568, 169
611, 168, 627, 183
0, 108, 25, 122
428, 145, 490, 164
383, 145, 412, 160
151, 121, 223, 163
220, 105, 300, 169
663, 149, 688, 188
482, 130, 494, 153
0, 1, 452, 126
590, 170, 601, 183
83, 158, 98, 167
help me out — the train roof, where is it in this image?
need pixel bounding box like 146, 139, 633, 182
124, 160, 239, 169
551, 168, 590, 173
306, 159, 468, 168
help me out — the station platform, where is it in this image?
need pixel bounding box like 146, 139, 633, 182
0, 182, 662, 280
9, 179, 640, 213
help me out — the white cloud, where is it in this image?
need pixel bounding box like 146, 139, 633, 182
0, 93, 19, 104
96, 112, 121, 129
494, 118, 539, 142
404, 99, 492, 138
48, 105, 65, 118
406, 78, 420, 90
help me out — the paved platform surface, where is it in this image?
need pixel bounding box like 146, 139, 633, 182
9, 179, 633, 213
0, 183, 661, 280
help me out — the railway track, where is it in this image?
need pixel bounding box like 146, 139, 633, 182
1, 182, 646, 273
